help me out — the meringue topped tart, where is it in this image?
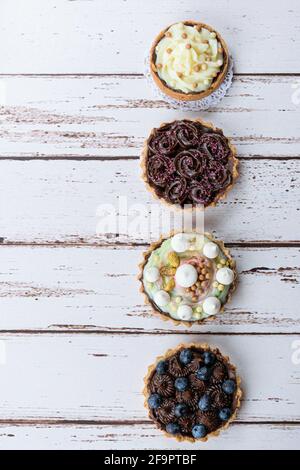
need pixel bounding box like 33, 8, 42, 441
150, 21, 229, 101
139, 232, 237, 324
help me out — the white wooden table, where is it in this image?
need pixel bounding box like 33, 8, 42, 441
0, 0, 299, 450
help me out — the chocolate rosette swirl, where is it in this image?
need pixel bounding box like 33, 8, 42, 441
164, 177, 187, 205
172, 121, 200, 148
147, 155, 175, 187
189, 374, 207, 393
196, 410, 221, 432
211, 361, 228, 383
207, 160, 231, 190
151, 374, 175, 397
178, 415, 195, 435
174, 149, 206, 178
143, 119, 237, 208
189, 179, 213, 205
176, 390, 199, 411
199, 132, 230, 162
148, 127, 177, 156
207, 383, 231, 410
168, 355, 189, 378
156, 399, 176, 425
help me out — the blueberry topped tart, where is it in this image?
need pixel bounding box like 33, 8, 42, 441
138, 232, 236, 325
141, 118, 238, 209
150, 21, 229, 101
144, 343, 242, 442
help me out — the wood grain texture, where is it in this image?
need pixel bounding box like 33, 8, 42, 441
0, 0, 299, 74
0, 333, 299, 422
0, 422, 299, 450
0, 160, 299, 244
0, 75, 299, 158
0, 245, 299, 333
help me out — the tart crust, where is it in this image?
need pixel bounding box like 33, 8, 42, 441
143, 342, 242, 442
150, 21, 229, 101
138, 231, 237, 326
140, 118, 239, 211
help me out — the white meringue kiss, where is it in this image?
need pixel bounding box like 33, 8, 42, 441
175, 264, 198, 288
171, 233, 189, 253
203, 296, 221, 316
216, 267, 234, 285
177, 304, 193, 321
203, 241, 219, 259
144, 266, 160, 282
153, 290, 170, 307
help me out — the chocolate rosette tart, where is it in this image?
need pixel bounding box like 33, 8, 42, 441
138, 231, 237, 325
150, 21, 229, 101
143, 343, 242, 442
141, 118, 238, 209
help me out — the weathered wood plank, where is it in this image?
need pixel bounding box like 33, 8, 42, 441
0, 246, 299, 333
0, 333, 299, 421
0, 422, 299, 450
0, 0, 299, 74
0, 75, 299, 158
0, 160, 299, 244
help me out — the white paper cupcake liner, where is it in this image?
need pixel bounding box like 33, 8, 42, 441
144, 52, 234, 111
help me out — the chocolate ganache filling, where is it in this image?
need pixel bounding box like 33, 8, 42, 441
145, 120, 235, 207
146, 346, 239, 439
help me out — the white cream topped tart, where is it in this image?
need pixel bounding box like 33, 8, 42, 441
154, 22, 224, 94
142, 233, 236, 322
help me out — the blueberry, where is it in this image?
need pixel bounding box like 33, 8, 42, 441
222, 379, 236, 395
202, 351, 216, 366
156, 360, 168, 375
196, 366, 210, 381
192, 424, 207, 439
174, 403, 189, 417
219, 407, 232, 421
198, 393, 211, 412
179, 349, 193, 365
148, 393, 162, 409
166, 423, 180, 435
175, 377, 188, 392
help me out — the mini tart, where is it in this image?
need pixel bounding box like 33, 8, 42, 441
141, 118, 238, 210
138, 231, 237, 326
150, 21, 229, 101
143, 343, 242, 442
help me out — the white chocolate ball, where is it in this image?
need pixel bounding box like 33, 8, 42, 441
203, 297, 221, 316
153, 290, 170, 307
175, 264, 198, 288
203, 242, 219, 259
216, 267, 234, 285
171, 233, 189, 253
144, 266, 160, 283
177, 305, 193, 321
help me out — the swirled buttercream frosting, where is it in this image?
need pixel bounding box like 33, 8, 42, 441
154, 22, 224, 94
